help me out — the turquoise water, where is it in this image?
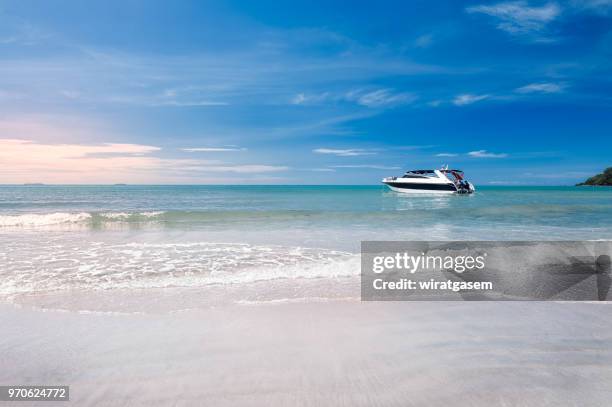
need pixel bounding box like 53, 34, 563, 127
1, 185, 611, 297
0, 185, 611, 232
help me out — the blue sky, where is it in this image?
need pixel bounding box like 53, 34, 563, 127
0, 0, 611, 184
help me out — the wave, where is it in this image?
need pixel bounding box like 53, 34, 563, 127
0, 211, 166, 227
0, 241, 359, 295
0, 212, 92, 227
98, 211, 165, 220
1, 203, 612, 229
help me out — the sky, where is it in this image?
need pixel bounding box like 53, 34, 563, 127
0, 0, 611, 185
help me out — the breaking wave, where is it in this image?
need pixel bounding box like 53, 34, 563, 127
0, 211, 166, 227
2, 203, 612, 230
0, 241, 359, 296
0, 212, 92, 227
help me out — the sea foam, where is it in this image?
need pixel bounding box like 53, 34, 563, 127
0, 212, 92, 227
0, 211, 167, 228
0, 240, 359, 296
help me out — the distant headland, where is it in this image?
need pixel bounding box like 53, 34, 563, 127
576, 167, 612, 186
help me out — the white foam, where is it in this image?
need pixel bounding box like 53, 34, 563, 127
140, 211, 165, 218
98, 211, 165, 220
0, 211, 168, 228
0, 241, 359, 296
99, 212, 131, 220
0, 212, 91, 227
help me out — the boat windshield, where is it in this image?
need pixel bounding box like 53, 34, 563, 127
402, 170, 436, 178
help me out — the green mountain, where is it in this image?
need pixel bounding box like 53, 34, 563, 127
577, 167, 612, 186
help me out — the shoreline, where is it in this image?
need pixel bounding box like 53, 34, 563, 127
2, 300, 612, 406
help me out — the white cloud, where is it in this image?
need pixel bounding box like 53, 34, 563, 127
436, 153, 459, 157
515, 82, 565, 93
290, 92, 332, 105
182, 164, 288, 173
467, 1, 561, 35
0, 138, 169, 183
292, 89, 416, 108
0, 137, 284, 183
348, 89, 417, 108
153, 86, 229, 107
468, 149, 508, 158
332, 165, 401, 170
313, 148, 377, 156
291, 93, 307, 104
182, 147, 246, 152
453, 94, 490, 106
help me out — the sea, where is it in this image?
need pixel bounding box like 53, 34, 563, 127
1, 185, 611, 308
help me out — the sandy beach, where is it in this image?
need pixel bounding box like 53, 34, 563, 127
2, 299, 612, 406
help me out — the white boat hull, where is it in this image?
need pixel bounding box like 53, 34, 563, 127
386, 185, 457, 194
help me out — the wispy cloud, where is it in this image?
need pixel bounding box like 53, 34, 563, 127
183, 164, 288, 173
436, 153, 459, 157
468, 149, 509, 158
291, 93, 307, 104
0, 137, 285, 183
0, 138, 169, 183
313, 148, 377, 156
515, 82, 565, 93
182, 147, 246, 152
467, 1, 561, 38
309, 168, 336, 172
346, 89, 418, 108
0, 22, 51, 46
453, 94, 490, 106
0, 25, 443, 114
292, 88, 416, 108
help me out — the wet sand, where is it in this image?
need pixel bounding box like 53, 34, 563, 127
1, 301, 611, 406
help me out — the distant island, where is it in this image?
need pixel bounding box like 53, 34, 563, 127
576, 167, 612, 186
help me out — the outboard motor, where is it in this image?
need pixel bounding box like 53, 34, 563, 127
457, 180, 475, 194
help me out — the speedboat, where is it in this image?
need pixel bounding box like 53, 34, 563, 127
382, 167, 475, 194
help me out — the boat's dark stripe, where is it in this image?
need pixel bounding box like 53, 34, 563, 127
384, 182, 457, 191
